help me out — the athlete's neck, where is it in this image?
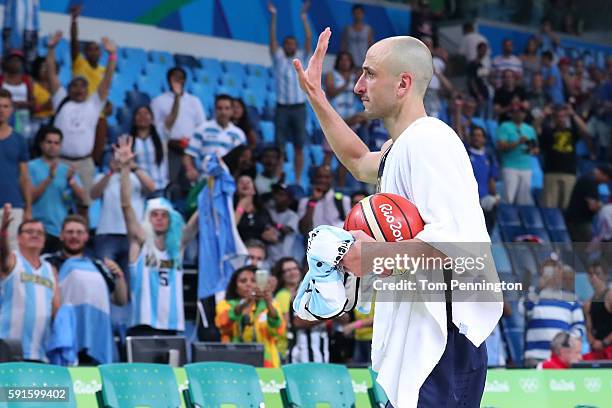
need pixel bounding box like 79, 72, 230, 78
20, 248, 42, 268
154, 234, 166, 251
384, 100, 427, 141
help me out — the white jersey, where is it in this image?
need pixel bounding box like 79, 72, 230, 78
130, 245, 184, 331
373, 116, 502, 408
0, 251, 54, 361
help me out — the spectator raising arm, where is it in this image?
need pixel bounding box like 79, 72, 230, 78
268, 2, 278, 55
46, 31, 62, 97
164, 75, 183, 132
301, 1, 312, 56
69, 5, 82, 63
117, 137, 146, 262
97, 37, 117, 102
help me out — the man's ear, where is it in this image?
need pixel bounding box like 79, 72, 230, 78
397, 72, 413, 97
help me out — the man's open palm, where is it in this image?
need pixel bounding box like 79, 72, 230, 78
293, 27, 331, 98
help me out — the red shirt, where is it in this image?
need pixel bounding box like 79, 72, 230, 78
541, 354, 570, 369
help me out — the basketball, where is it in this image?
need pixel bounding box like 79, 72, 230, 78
344, 193, 425, 242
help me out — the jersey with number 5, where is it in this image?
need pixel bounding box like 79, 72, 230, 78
130, 245, 184, 331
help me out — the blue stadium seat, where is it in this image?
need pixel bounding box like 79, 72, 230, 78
220, 72, 244, 90
524, 227, 551, 242
309, 144, 324, 166
259, 121, 275, 144
193, 69, 220, 89
549, 229, 572, 244
487, 120, 499, 144
575, 272, 594, 302
115, 106, 133, 129
125, 90, 151, 109
245, 75, 268, 94
540, 207, 567, 230
242, 88, 265, 112
136, 75, 163, 97
246, 63, 268, 78
149, 50, 174, 67
518, 205, 544, 228
266, 91, 277, 108
500, 224, 527, 242
497, 203, 521, 226
216, 85, 241, 99
107, 87, 127, 108
531, 156, 543, 189
491, 243, 513, 274
222, 60, 246, 78
175, 53, 201, 69
200, 57, 224, 78
144, 63, 168, 82
506, 243, 539, 284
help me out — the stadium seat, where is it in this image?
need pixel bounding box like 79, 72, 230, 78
549, 229, 572, 244
136, 75, 163, 97
0, 362, 77, 407
115, 106, 133, 130
183, 362, 264, 408
497, 203, 521, 226
96, 363, 181, 408
540, 207, 568, 230
242, 88, 265, 112
175, 53, 201, 70
193, 69, 220, 89
506, 243, 539, 284
199, 57, 224, 78
280, 363, 356, 408
575, 272, 594, 302
492, 243, 513, 274
149, 50, 174, 67
245, 74, 268, 94
368, 368, 389, 408
518, 205, 545, 228
259, 121, 275, 144
144, 63, 168, 83
524, 227, 551, 242
245, 63, 268, 78
499, 224, 527, 242
309, 144, 325, 166
125, 90, 151, 109
222, 60, 246, 78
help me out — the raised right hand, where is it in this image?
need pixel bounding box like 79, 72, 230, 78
293, 28, 331, 99
267, 2, 277, 15
47, 31, 62, 48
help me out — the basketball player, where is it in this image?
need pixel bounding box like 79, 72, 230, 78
293, 29, 503, 407
0, 204, 60, 361
115, 137, 199, 336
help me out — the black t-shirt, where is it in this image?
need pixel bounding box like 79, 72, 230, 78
494, 86, 526, 122
237, 208, 273, 242
565, 174, 599, 222
540, 120, 579, 174
467, 61, 489, 99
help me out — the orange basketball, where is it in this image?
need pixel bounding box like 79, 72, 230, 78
344, 193, 424, 241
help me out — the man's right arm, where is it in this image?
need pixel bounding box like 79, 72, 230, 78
69, 5, 81, 63
268, 2, 278, 55
293, 30, 386, 184
46, 32, 62, 96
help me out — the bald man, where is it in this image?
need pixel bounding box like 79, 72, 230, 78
294, 30, 503, 407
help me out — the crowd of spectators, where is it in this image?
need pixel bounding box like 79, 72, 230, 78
0, 1, 610, 369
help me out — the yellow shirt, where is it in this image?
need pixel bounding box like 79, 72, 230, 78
72, 54, 105, 95
354, 303, 375, 341
32, 82, 52, 119
274, 288, 292, 357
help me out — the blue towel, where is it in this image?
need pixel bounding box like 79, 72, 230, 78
46, 305, 78, 366
293, 225, 370, 320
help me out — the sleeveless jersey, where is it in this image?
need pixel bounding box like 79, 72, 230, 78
130, 245, 184, 331
0, 251, 54, 361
